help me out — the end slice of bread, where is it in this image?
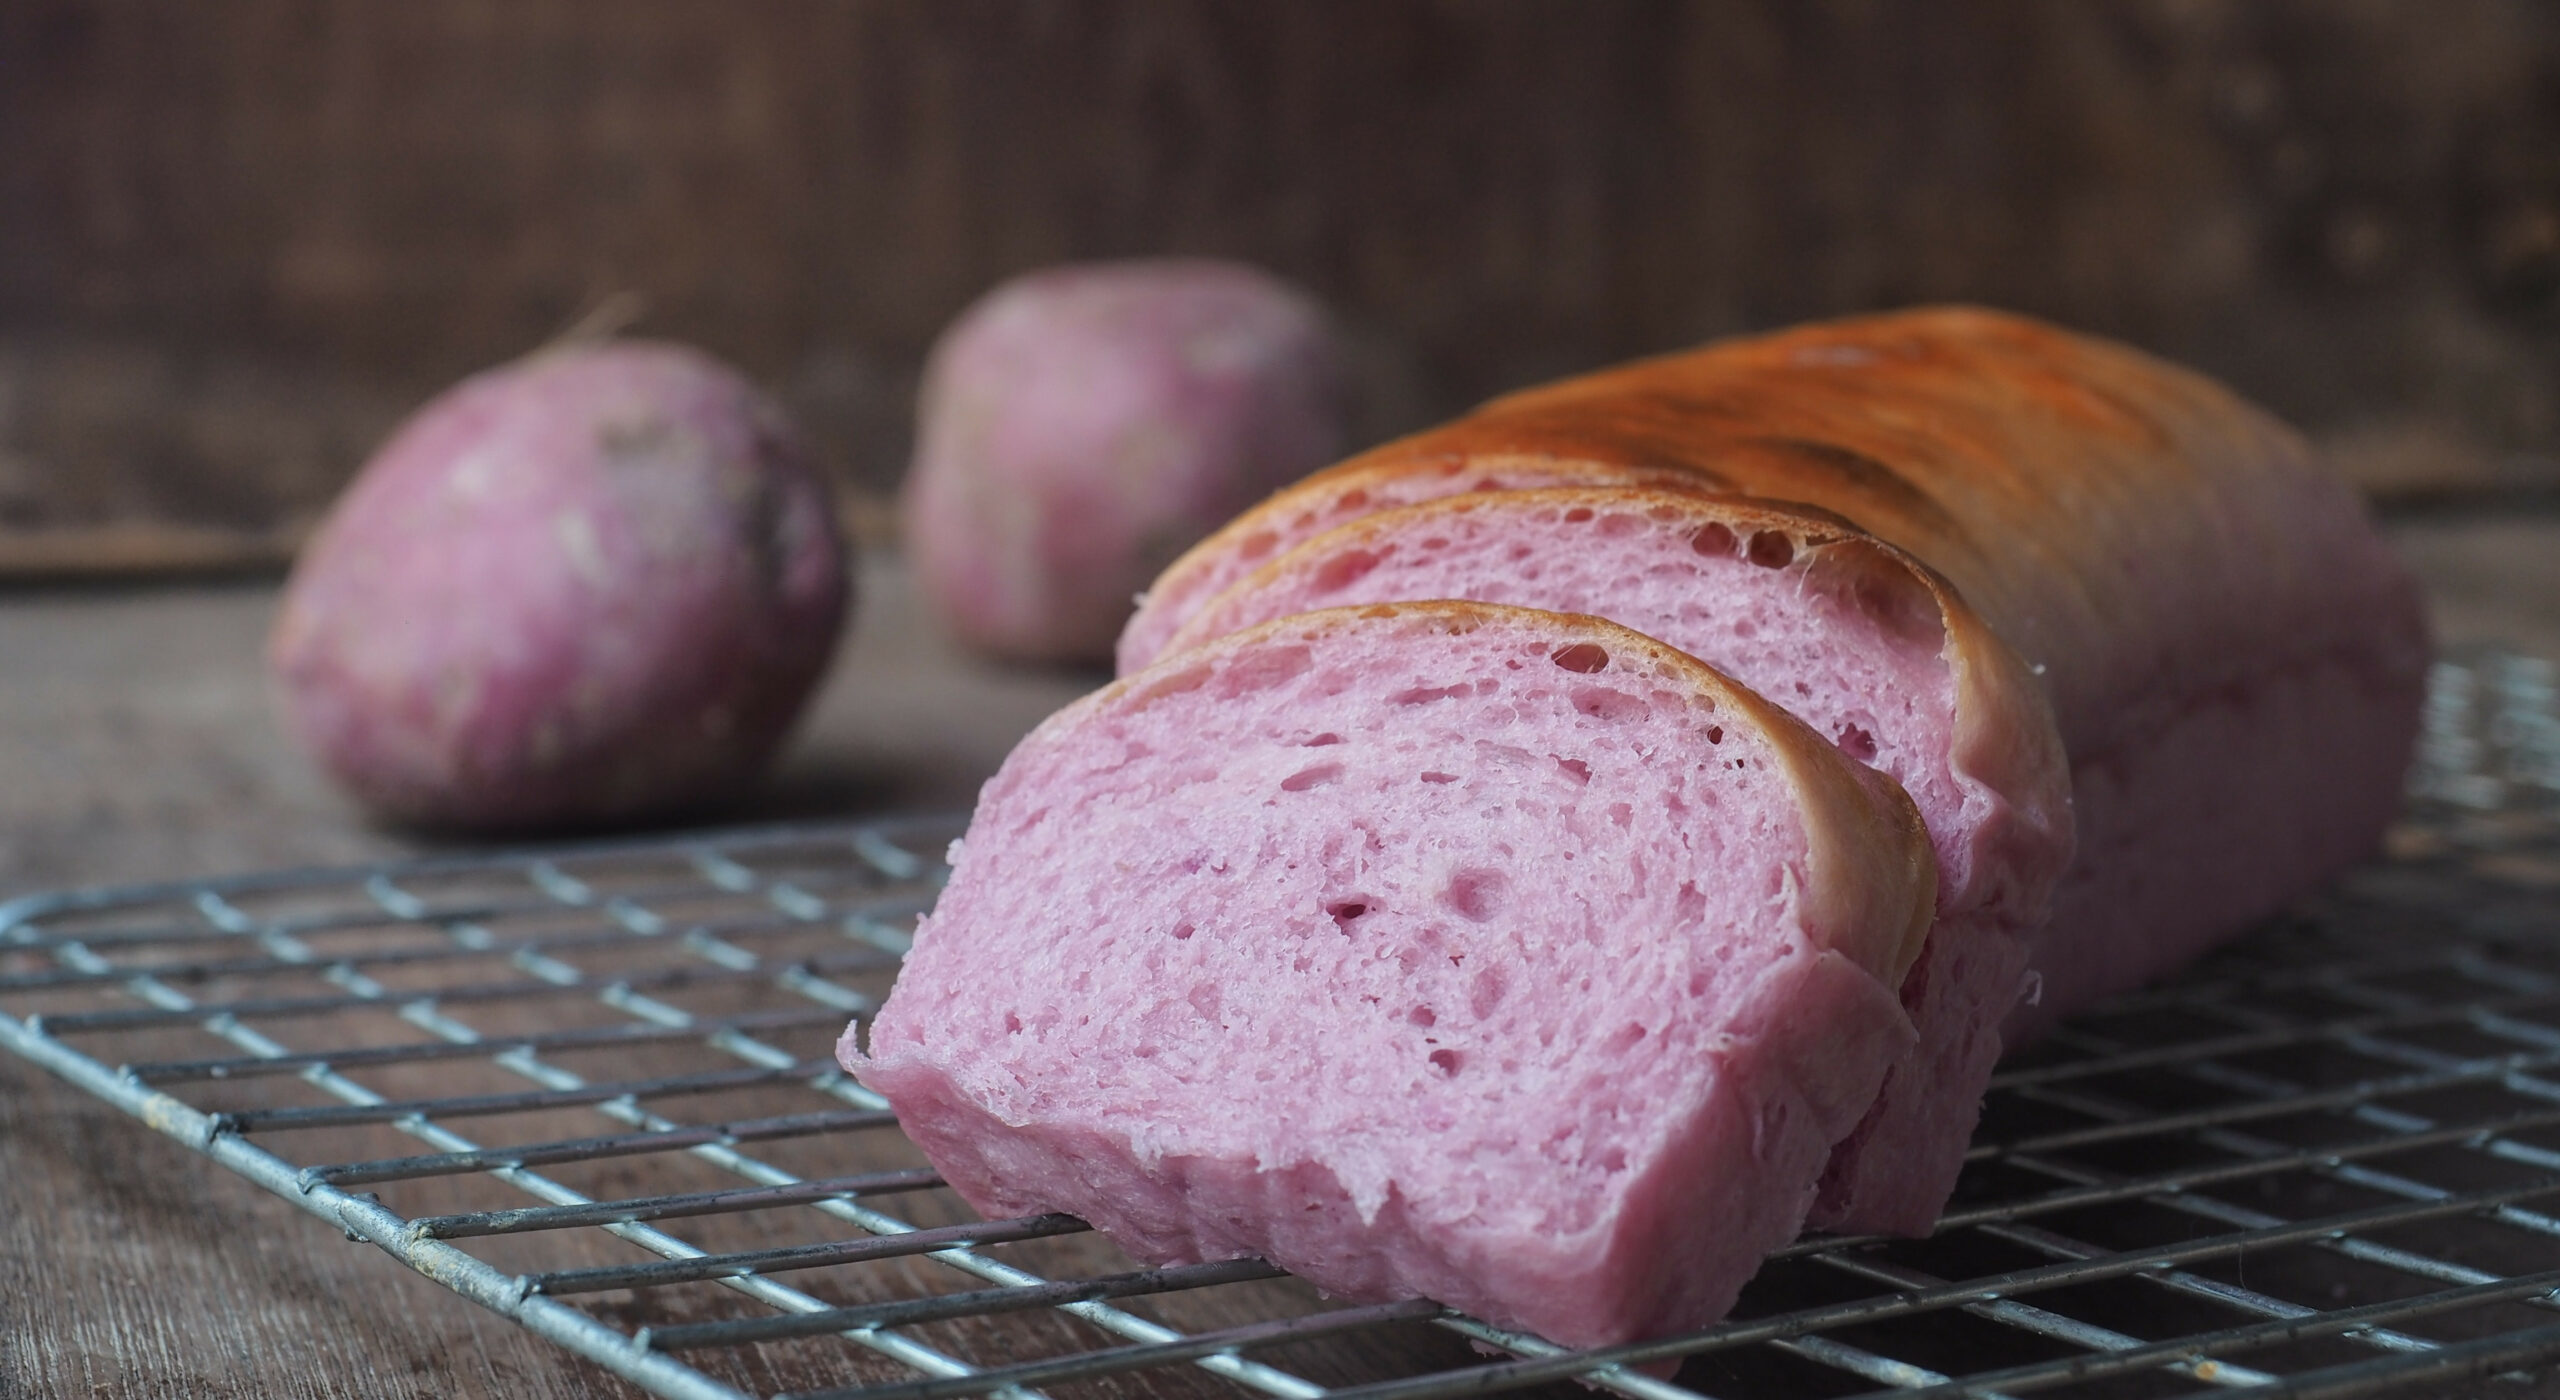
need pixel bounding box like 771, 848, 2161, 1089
848, 601, 1934, 1345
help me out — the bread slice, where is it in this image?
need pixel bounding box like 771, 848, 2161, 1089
1160, 486, 2072, 1231
847, 601, 1935, 1346
1115, 459, 1710, 675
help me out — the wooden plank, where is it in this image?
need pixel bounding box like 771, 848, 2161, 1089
9, 2, 2560, 544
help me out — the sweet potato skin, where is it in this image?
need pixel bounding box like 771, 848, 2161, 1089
268, 340, 850, 832
904, 259, 1346, 662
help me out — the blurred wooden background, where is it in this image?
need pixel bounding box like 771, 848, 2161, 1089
5, 0, 2559, 573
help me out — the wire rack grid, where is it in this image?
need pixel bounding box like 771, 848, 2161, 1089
5, 648, 2560, 1400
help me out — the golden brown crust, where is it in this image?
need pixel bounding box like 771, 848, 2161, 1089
1145, 307, 2414, 759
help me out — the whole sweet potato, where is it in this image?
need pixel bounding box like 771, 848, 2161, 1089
269, 340, 851, 832
903, 259, 1346, 662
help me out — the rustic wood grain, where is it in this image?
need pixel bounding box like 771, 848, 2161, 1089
7, 1, 2560, 552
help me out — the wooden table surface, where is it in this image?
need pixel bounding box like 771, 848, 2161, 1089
3, 520, 2556, 1399
0, 552, 1102, 1400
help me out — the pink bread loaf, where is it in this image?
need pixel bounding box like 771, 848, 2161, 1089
847, 602, 1937, 1347
1124, 308, 2431, 1046
1158, 487, 2072, 1233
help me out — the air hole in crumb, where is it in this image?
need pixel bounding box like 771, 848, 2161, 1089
1281, 763, 1343, 792
1337, 489, 1369, 510
1420, 536, 1450, 550
1854, 573, 1944, 644
1003, 1013, 1023, 1035
1420, 771, 1459, 784
1691, 522, 1737, 557
1237, 529, 1278, 561
1326, 900, 1370, 930
1136, 664, 1214, 705
1312, 548, 1384, 593
1170, 923, 1195, 941
1747, 530, 1796, 568
1444, 868, 1508, 922
1675, 881, 1707, 927
1409, 1006, 1437, 1027
1572, 686, 1648, 722
1217, 644, 1314, 697
1553, 756, 1591, 783
1563, 507, 1595, 523
1550, 642, 1610, 673
1706, 725, 1724, 744
1429, 1049, 1463, 1075
1300, 732, 1343, 747
1835, 723, 1879, 763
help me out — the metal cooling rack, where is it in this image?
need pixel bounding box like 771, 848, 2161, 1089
6, 651, 2560, 1400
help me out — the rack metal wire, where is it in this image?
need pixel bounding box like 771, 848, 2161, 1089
5, 648, 2560, 1400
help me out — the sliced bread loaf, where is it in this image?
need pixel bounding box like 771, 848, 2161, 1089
1159, 486, 2071, 1231
1123, 308, 2430, 1048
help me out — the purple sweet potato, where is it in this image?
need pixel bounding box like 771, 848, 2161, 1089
903, 259, 1348, 662
268, 340, 851, 832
